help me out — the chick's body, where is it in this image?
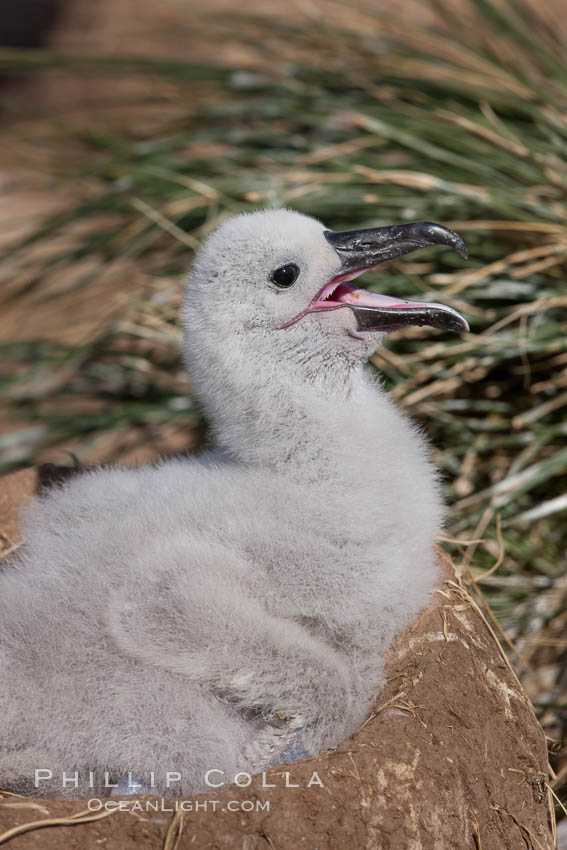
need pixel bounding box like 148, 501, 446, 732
0, 209, 464, 796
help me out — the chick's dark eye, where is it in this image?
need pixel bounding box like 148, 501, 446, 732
270, 263, 300, 289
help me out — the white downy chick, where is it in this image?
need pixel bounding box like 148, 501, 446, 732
0, 209, 468, 797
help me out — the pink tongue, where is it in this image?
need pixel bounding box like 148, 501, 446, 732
333, 283, 427, 310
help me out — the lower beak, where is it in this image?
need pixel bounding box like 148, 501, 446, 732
323, 221, 469, 333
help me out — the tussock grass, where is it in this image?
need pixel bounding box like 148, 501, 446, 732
0, 0, 565, 813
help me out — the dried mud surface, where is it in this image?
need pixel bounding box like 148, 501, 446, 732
0, 468, 555, 849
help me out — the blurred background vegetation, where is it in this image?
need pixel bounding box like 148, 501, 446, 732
0, 0, 565, 820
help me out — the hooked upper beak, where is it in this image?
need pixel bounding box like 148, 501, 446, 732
319, 221, 469, 333
324, 221, 468, 269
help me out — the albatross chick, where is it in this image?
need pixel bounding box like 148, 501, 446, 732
0, 209, 468, 797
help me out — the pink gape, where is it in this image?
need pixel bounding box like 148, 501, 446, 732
278, 272, 467, 331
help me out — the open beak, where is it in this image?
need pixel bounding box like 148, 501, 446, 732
279, 221, 469, 333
